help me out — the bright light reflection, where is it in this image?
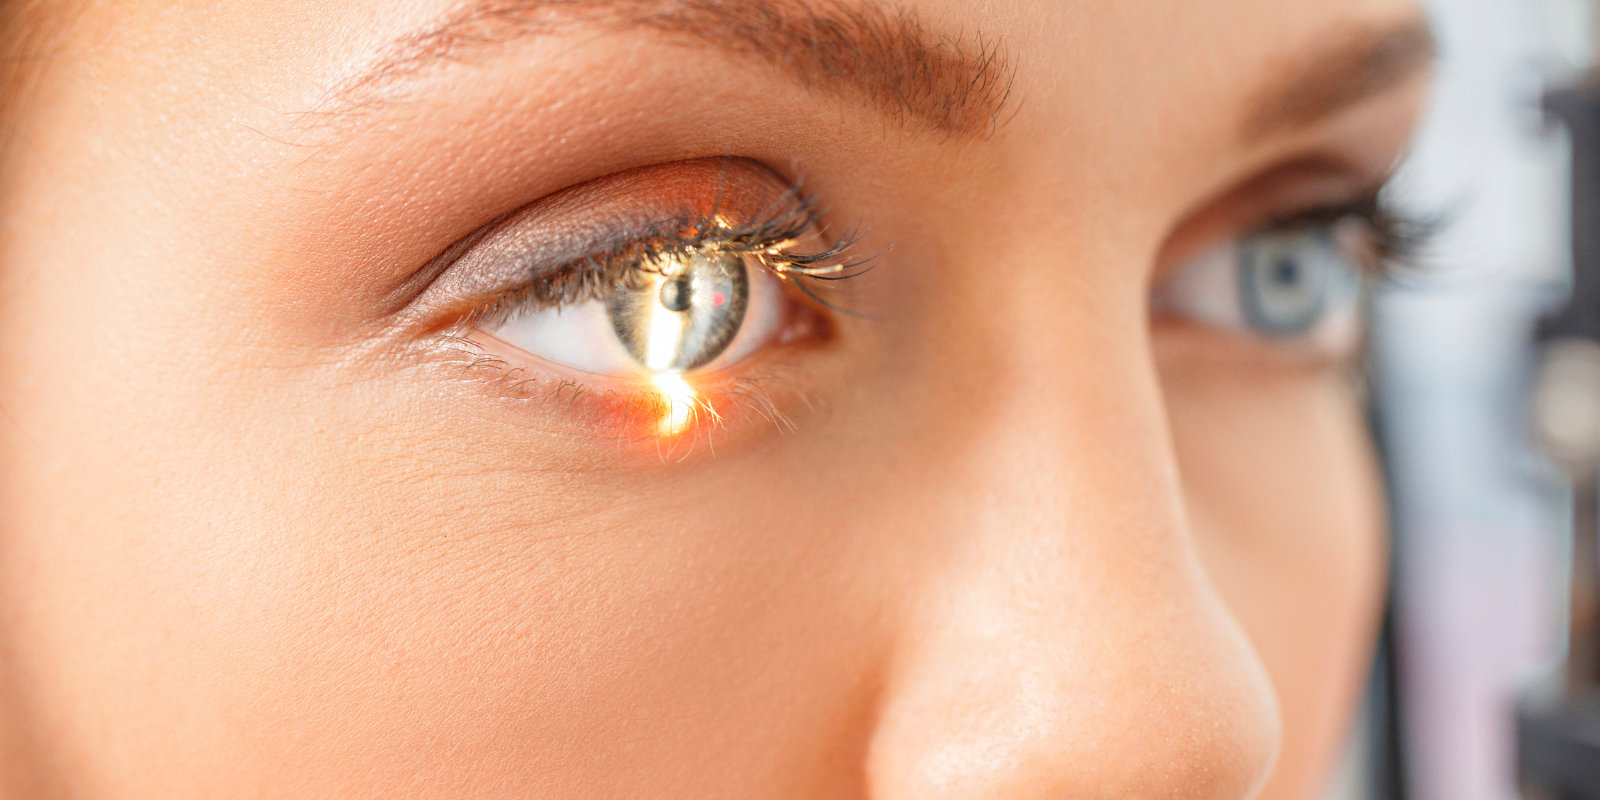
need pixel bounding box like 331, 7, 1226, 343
643, 265, 686, 371
651, 371, 697, 436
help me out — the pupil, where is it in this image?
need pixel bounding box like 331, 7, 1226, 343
1273, 257, 1301, 286
660, 276, 693, 312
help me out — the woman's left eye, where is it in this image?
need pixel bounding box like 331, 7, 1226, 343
1155, 218, 1368, 354
481, 246, 788, 378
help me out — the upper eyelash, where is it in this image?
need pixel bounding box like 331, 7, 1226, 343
459, 180, 870, 332
1261, 190, 1438, 276
1363, 198, 1439, 271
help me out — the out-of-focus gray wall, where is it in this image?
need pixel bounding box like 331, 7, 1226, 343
1339, 0, 1580, 798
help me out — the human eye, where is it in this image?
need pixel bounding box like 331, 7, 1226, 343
1153, 192, 1424, 358
485, 231, 788, 377
404, 158, 863, 439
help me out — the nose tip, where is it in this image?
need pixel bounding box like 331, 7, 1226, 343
864, 567, 1282, 800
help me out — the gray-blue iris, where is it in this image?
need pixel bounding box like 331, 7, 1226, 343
1237, 229, 1356, 337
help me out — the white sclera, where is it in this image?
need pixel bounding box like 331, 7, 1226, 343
484, 261, 788, 378
700, 262, 784, 371
1155, 241, 1246, 327
1154, 228, 1363, 355
491, 298, 641, 376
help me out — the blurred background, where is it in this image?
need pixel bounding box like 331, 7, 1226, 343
1333, 0, 1588, 797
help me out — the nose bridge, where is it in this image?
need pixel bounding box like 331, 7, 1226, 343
864, 342, 1281, 799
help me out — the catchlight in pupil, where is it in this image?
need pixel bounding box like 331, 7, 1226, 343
605, 249, 751, 371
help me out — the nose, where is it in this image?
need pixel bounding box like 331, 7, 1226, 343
863, 333, 1281, 799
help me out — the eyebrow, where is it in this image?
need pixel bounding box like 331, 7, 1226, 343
329, 3, 1432, 148
331, 0, 1014, 138
1241, 16, 1436, 143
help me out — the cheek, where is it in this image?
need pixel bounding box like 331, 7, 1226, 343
1158, 346, 1386, 799
0, 360, 888, 797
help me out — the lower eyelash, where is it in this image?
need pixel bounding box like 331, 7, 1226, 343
424, 331, 805, 450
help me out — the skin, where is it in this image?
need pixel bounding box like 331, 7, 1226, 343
0, 0, 1425, 797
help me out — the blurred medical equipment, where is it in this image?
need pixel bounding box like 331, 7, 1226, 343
1518, 69, 1600, 800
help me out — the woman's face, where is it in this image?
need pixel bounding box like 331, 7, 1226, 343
0, 0, 1429, 797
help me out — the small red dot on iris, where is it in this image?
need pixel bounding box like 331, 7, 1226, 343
713, 292, 725, 306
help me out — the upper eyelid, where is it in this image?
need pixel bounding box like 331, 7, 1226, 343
1250, 191, 1433, 271
479, 212, 808, 311
1153, 191, 1413, 311
395, 163, 841, 334
389, 205, 666, 330
1250, 190, 1384, 232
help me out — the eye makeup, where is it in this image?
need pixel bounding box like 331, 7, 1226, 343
403, 158, 867, 442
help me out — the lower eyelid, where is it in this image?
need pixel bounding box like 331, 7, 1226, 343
427, 329, 806, 447
427, 262, 834, 447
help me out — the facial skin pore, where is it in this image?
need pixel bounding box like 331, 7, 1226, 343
0, 0, 1427, 797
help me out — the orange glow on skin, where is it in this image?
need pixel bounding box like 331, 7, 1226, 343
650, 371, 699, 437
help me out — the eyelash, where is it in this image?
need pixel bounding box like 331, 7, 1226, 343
453, 182, 871, 336
1260, 189, 1434, 275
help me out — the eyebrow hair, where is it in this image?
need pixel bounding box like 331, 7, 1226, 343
333, 0, 1014, 138
1241, 16, 1436, 143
